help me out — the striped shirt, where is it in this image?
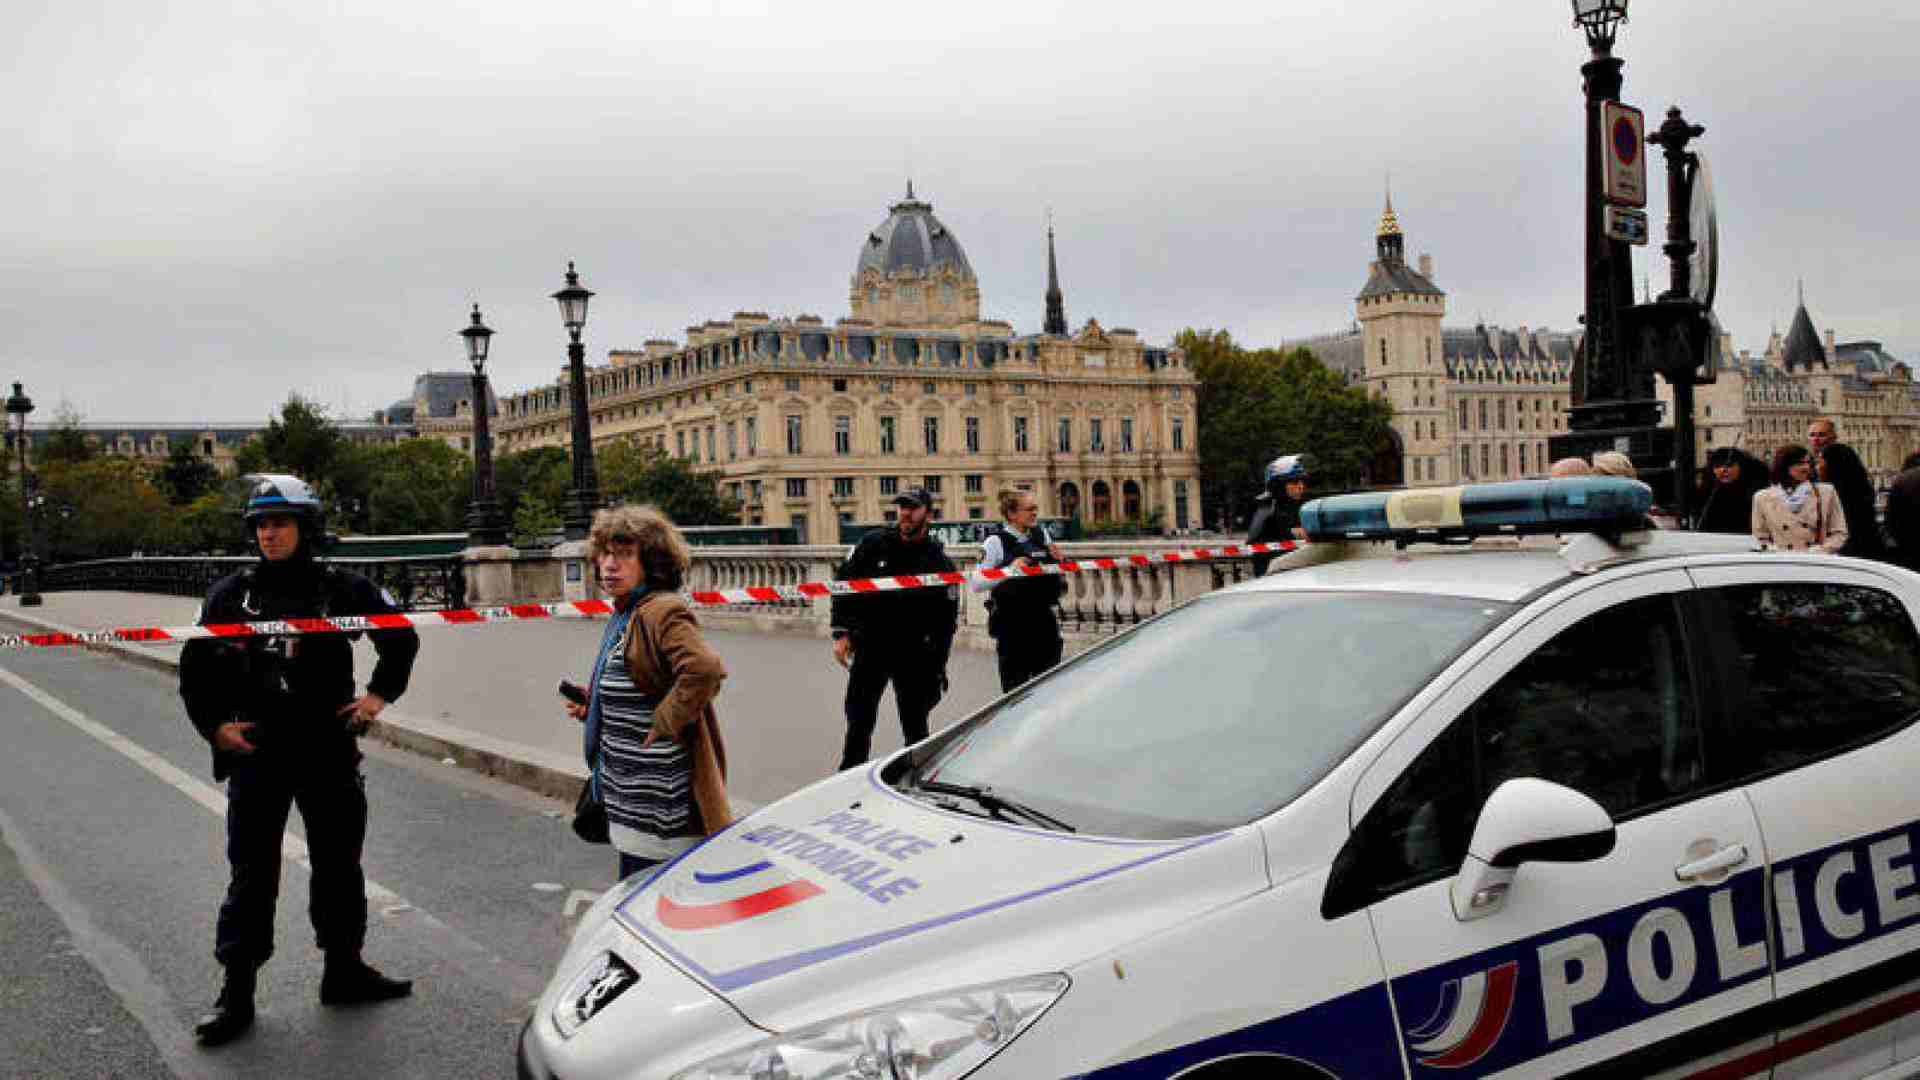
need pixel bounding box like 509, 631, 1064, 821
596, 645, 701, 861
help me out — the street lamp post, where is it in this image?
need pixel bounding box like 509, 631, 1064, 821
553, 263, 601, 540
5, 381, 41, 607
460, 304, 507, 546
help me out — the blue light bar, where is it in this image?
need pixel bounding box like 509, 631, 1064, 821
1300, 478, 1653, 542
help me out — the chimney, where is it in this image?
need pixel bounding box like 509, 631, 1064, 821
1418, 253, 1434, 280
1824, 329, 1836, 358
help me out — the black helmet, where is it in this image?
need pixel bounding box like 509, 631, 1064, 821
243, 474, 325, 534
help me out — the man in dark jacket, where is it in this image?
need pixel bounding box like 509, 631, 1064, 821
1809, 418, 1885, 559
1246, 453, 1310, 576
178, 475, 420, 1046
1883, 452, 1920, 569
829, 487, 959, 769
1694, 448, 1768, 535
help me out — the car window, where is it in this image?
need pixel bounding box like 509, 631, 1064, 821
1328, 593, 1705, 914
903, 592, 1509, 839
1709, 582, 1920, 775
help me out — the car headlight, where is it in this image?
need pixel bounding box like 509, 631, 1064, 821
670, 974, 1069, 1080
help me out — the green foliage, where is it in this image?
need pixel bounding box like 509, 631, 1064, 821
1178, 328, 1396, 529
178, 491, 244, 554
38, 459, 176, 560
597, 440, 741, 526
0, 472, 21, 563
40, 404, 94, 465
155, 441, 221, 505
512, 494, 563, 546
252, 395, 345, 481
494, 446, 570, 525
361, 440, 473, 535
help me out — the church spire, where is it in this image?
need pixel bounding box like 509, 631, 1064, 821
1376, 186, 1405, 265
1044, 215, 1068, 336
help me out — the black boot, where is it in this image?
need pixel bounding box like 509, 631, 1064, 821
194, 967, 256, 1047
319, 954, 412, 1006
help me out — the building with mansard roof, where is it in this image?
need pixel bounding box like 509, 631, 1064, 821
1661, 287, 1917, 484
1284, 198, 1577, 488
493, 186, 1202, 540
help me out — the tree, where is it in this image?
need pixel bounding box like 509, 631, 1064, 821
39, 403, 94, 465
251, 395, 344, 482
494, 446, 570, 526
155, 440, 221, 505
1179, 328, 1395, 530
37, 458, 175, 560
597, 441, 741, 526
512, 494, 563, 546
179, 490, 244, 554
362, 440, 472, 535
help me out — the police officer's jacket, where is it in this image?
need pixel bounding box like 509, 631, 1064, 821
829, 528, 959, 657
179, 556, 420, 778
978, 524, 1066, 618
1247, 494, 1305, 575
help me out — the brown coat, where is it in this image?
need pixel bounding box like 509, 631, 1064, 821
622, 590, 732, 834
1752, 483, 1848, 553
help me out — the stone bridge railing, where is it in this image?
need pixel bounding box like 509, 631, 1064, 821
684, 540, 1259, 648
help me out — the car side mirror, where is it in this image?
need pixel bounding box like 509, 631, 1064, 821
1450, 778, 1615, 922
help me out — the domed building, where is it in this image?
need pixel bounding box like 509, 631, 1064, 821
494, 186, 1201, 540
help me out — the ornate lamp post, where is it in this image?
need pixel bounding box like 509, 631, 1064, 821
552, 263, 602, 539
460, 304, 507, 545
5, 382, 41, 606
1566, 0, 1652, 432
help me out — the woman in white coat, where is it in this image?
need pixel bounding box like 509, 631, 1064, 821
1752, 444, 1848, 553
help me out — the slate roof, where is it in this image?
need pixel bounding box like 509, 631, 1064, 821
1781, 302, 1826, 371
1357, 258, 1444, 301
412, 371, 497, 418
857, 188, 975, 281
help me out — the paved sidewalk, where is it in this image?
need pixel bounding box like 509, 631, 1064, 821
0, 591, 1006, 811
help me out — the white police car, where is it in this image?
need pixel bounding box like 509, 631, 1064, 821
521, 477, 1920, 1079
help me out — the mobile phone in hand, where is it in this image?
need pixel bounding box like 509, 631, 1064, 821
558, 680, 588, 706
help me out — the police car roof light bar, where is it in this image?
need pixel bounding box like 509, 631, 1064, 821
1300, 478, 1653, 544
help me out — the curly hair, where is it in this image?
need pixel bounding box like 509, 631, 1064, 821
589, 504, 692, 591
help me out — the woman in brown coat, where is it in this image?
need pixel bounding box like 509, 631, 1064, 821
566, 505, 731, 880
1752, 444, 1848, 553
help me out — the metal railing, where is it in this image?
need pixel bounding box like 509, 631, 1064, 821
35, 555, 469, 611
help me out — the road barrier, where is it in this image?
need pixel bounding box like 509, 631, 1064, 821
0, 540, 1303, 649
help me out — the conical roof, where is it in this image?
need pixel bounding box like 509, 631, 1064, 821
1782, 298, 1826, 371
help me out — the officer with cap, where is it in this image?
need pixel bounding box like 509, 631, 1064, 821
829, 486, 959, 769
178, 475, 421, 1046
1246, 454, 1311, 576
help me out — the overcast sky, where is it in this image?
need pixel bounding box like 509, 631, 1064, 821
6, 0, 1915, 424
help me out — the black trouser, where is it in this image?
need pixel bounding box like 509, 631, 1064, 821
841, 644, 943, 770
214, 744, 368, 971
992, 611, 1063, 693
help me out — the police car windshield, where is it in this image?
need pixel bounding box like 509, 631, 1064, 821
905, 592, 1509, 839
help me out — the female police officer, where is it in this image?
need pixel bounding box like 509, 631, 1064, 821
974, 489, 1067, 692
178, 475, 420, 1046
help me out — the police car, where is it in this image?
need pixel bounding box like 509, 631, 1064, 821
521, 477, 1920, 1079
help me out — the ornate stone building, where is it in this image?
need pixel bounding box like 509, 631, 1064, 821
1285, 199, 1576, 488
374, 372, 497, 454
7, 417, 408, 477
494, 187, 1201, 540
1663, 289, 1916, 484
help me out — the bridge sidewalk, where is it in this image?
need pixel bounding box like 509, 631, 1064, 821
0, 592, 1006, 814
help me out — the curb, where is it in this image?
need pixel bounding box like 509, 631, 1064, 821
0, 607, 588, 803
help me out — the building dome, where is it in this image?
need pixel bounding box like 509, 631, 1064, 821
855, 183, 975, 282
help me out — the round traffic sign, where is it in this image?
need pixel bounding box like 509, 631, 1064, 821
1611, 116, 1640, 166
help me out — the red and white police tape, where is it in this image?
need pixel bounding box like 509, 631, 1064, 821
0, 539, 1305, 650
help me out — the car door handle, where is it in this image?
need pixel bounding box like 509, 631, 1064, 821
1675, 843, 1749, 883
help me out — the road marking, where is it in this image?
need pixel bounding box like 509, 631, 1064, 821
0, 663, 552, 1005
0, 803, 215, 1080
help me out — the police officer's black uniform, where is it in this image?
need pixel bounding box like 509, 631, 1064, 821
1246, 493, 1303, 576
830, 491, 959, 769
178, 476, 420, 1045
981, 523, 1066, 692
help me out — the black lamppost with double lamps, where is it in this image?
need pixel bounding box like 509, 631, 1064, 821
5, 381, 41, 606
460, 304, 507, 546
552, 263, 602, 540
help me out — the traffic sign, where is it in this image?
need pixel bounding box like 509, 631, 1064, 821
1601, 101, 1647, 208
1605, 205, 1649, 245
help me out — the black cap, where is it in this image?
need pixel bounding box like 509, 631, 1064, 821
893, 487, 934, 509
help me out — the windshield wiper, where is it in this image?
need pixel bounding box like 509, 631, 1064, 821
911, 779, 1076, 833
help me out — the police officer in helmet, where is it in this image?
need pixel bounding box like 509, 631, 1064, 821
178, 475, 421, 1046
1247, 454, 1311, 576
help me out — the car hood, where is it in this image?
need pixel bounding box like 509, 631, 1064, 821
611, 766, 1267, 1030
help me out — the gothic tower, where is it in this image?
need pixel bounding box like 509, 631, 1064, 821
1043, 224, 1068, 336
1356, 193, 1448, 485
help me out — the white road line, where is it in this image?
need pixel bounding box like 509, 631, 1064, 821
0, 664, 552, 1005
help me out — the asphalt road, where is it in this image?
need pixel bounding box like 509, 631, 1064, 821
0, 638, 625, 1079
